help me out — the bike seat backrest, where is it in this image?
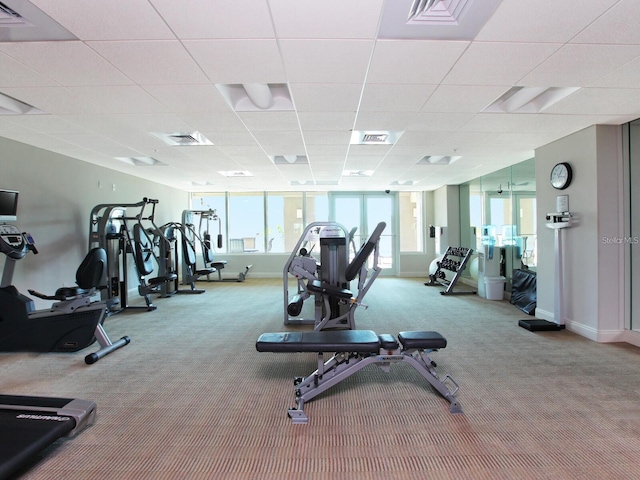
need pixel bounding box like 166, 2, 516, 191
76, 247, 107, 290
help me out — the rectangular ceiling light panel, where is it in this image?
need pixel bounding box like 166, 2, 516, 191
484, 86, 581, 114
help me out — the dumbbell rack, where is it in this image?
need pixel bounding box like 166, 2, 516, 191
425, 246, 476, 295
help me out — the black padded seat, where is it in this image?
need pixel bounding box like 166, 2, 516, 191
307, 280, 353, 299
147, 273, 177, 287
398, 331, 447, 350
256, 330, 380, 353
378, 333, 399, 350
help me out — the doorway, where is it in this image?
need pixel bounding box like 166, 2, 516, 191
329, 193, 396, 275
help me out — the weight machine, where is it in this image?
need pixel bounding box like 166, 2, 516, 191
88, 198, 176, 313
284, 222, 364, 329
181, 209, 252, 283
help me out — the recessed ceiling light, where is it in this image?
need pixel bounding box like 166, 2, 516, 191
417, 155, 461, 165
216, 83, 294, 112
115, 156, 165, 167
0, 92, 44, 115
271, 155, 309, 165
290, 180, 315, 186
184, 181, 214, 187
390, 180, 417, 185
343, 170, 374, 177
484, 86, 580, 114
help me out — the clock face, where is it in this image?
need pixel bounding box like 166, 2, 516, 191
550, 162, 572, 190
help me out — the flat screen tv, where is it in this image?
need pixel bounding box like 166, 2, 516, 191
0, 189, 18, 222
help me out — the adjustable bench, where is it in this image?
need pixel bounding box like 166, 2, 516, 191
256, 329, 462, 424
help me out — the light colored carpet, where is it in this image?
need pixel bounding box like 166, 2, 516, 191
3, 277, 640, 479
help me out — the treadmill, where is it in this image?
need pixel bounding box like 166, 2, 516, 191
0, 394, 96, 479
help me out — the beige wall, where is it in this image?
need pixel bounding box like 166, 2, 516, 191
1, 136, 188, 308
535, 125, 627, 342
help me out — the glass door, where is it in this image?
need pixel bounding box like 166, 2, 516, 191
329, 193, 396, 275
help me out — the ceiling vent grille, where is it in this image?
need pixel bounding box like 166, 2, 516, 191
0, 2, 28, 26
407, 0, 470, 25
350, 130, 403, 145
151, 131, 213, 146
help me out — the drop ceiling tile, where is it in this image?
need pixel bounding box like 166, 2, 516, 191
353, 111, 414, 131
67, 86, 169, 114
289, 83, 363, 112
0, 86, 103, 114
279, 39, 374, 83
3, 114, 89, 134
0, 41, 132, 86
88, 41, 210, 85
0, 52, 58, 88
204, 131, 260, 147
420, 85, 509, 113
520, 44, 640, 87
298, 112, 356, 131
269, 0, 383, 39
178, 113, 248, 132
303, 131, 351, 146
367, 40, 469, 85
183, 39, 286, 84
572, 0, 640, 44
150, 0, 275, 39
143, 85, 231, 113
476, 0, 618, 43
543, 88, 640, 116
406, 112, 474, 132
359, 84, 437, 112
237, 111, 300, 131
591, 57, 640, 88
29, 0, 175, 40
115, 113, 194, 133
443, 42, 561, 86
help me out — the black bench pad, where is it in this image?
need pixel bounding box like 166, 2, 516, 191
398, 331, 447, 350
256, 330, 380, 353
307, 280, 353, 299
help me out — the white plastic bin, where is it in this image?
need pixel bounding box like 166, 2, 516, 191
484, 276, 506, 300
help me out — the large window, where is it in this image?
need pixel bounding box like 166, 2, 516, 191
228, 193, 265, 253
266, 192, 304, 253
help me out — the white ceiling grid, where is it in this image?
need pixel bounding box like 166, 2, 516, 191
0, 0, 637, 192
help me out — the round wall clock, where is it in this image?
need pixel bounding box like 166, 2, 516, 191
550, 162, 572, 190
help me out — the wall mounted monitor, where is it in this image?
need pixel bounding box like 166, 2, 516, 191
0, 189, 19, 222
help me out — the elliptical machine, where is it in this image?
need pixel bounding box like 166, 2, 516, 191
0, 193, 129, 364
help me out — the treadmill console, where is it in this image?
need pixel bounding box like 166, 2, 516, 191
0, 224, 28, 259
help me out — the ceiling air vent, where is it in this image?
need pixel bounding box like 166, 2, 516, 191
350, 130, 403, 145
362, 133, 388, 143
151, 131, 213, 146
0, 2, 28, 26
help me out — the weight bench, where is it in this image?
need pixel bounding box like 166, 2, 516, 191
256, 329, 462, 424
